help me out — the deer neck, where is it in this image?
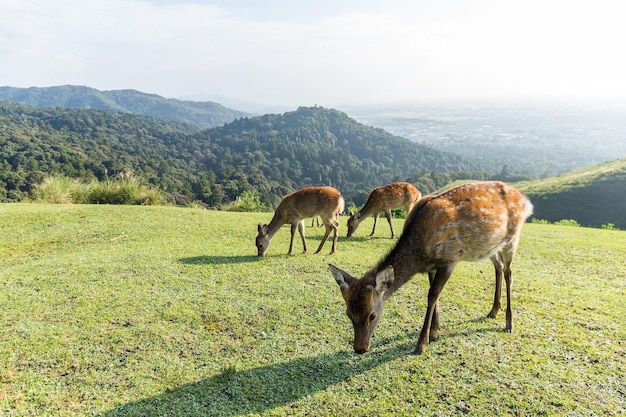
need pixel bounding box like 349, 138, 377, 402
374, 232, 431, 299
357, 201, 379, 219
265, 215, 287, 238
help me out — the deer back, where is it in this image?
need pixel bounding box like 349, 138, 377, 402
348, 182, 421, 234
402, 181, 533, 264
365, 182, 420, 213
276, 186, 343, 222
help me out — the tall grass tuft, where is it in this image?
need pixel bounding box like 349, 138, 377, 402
33, 176, 88, 204
33, 175, 164, 205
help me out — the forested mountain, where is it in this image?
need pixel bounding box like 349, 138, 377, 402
0, 85, 250, 128
0, 101, 479, 207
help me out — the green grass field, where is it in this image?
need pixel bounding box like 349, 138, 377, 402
1, 204, 624, 416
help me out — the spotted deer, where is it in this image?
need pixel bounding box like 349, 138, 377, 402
330, 181, 533, 354
256, 186, 345, 256
347, 182, 422, 238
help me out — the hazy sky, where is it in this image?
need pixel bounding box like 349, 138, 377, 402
1, 0, 625, 108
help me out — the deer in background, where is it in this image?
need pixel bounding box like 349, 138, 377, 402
256, 186, 345, 257
330, 181, 533, 354
347, 182, 422, 238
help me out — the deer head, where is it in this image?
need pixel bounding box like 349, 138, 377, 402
346, 211, 362, 237
256, 224, 271, 256
329, 264, 395, 353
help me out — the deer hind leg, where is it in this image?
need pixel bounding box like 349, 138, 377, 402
415, 264, 454, 355
501, 243, 518, 332
316, 215, 340, 254
503, 259, 514, 332
369, 213, 380, 236
487, 252, 504, 319
330, 215, 340, 254
427, 270, 440, 341
314, 218, 332, 254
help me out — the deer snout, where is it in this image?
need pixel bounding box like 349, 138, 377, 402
353, 340, 370, 354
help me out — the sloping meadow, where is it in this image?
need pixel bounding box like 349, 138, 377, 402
1, 204, 624, 416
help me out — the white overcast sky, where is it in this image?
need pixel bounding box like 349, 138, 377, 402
1, 0, 625, 107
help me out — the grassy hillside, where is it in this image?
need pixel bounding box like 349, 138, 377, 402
516, 158, 626, 228
1, 204, 624, 416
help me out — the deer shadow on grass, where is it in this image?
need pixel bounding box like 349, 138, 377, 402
178, 255, 260, 265
99, 336, 409, 417
98, 323, 504, 416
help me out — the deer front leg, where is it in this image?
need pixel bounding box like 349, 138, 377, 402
384, 209, 395, 238
369, 213, 380, 236
288, 223, 298, 254
415, 265, 454, 355
297, 220, 307, 253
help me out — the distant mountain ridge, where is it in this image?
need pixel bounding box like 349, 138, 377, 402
0, 85, 250, 128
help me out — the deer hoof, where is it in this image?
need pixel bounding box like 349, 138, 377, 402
413, 344, 426, 355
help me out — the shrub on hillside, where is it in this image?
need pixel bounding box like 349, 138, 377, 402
222, 190, 266, 212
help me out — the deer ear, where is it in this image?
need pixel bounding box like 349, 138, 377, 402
258, 224, 269, 235
349, 210, 354, 216
329, 264, 356, 289
375, 266, 394, 293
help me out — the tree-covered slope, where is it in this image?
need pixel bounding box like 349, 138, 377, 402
0, 85, 250, 128
517, 158, 626, 228
0, 102, 477, 207
195, 106, 477, 206
0, 101, 201, 202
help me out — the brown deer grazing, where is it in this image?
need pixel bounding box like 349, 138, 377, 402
256, 186, 345, 256
329, 181, 533, 354
347, 182, 422, 238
